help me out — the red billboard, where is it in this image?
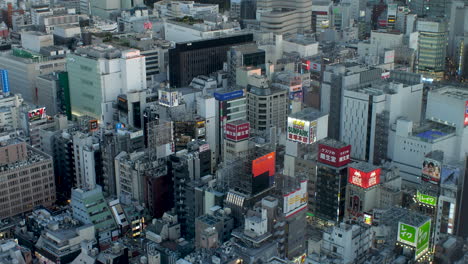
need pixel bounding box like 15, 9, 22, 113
89, 119, 99, 132
225, 121, 250, 142
28, 107, 46, 122
464, 100, 468, 126
348, 167, 381, 189
318, 144, 351, 167
252, 152, 276, 177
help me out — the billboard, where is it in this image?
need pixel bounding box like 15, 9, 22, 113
28, 107, 46, 122
158, 90, 180, 107
318, 144, 351, 167
441, 165, 460, 186
422, 158, 441, 183
302, 60, 321, 72
283, 180, 308, 217
398, 222, 417, 247
252, 152, 275, 177
252, 152, 275, 194
416, 191, 437, 206
199, 144, 210, 153
363, 213, 372, 225
214, 90, 244, 101
287, 118, 317, 144
0, 69, 10, 95
464, 100, 468, 126
348, 167, 381, 189
225, 121, 250, 141
415, 220, 431, 260
89, 119, 99, 132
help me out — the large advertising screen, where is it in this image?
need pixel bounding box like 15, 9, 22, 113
415, 220, 431, 260
398, 222, 417, 247
287, 118, 317, 144
348, 167, 381, 189
28, 107, 46, 122
225, 121, 250, 142
464, 100, 468, 126
441, 165, 460, 186
318, 144, 351, 167
252, 152, 276, 194
283, 180, 308, 217
422, 158, 441, 183
416, 191, 437, 206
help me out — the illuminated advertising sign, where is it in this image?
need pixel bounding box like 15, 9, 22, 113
348, 167, 381, 189
287, 118, 317, 144
214, 90, 244, 101
225, 121, 250, 142
89, 119, 99, 132
381, 72, 390, 79
415, 220, 431, 260
158, 90, 180, 107
464, 100, 468, 126
283, 180, 308, 217
301, 60, 321, 72
115, 123, 126, 131
398, 222, 417, 247
363, 213, 372, 225
28, 107, 46, 122
0, 69, 10, 95
318, 144, 351, 167
252, 152, 275, 194
199, 144, 210, 153
416, 191, 437, 206
422, 158, 441, 183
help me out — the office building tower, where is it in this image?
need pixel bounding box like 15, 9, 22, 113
196, 0, 230, 11
227, 43, 266, 86
246, 81, 288, 133
90, 0, 144, 19
315, 139, 351, 222
312, 0, 332, 33
71, 185, 119, 243
36, 72, 70, 117
341, 78, 423, 164
230, 0, 256, 20
114, 150, 167, 204
0, 137, 55, 219
67, 45, 146, 124
0, 48, 66, 104
168, 33, 253, 87
171, 140, 212, 239
416, 19, 448, 81
409, 0, 447, 17
320, 63, 382, 141
0, 93, 23, 132
223, 119, 250, 162
101, 128, 145, 196
73, 132, 102, 189
214, 89, 247, 161
256, 0, 311, 35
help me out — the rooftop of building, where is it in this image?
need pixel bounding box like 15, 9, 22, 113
431, 86, 468, 101
411, 121, 455, 142
231, 43, 263, 53
74, 44, 126, 59
319, 138, 349, 149
285, 35, 317, 45
289, 108, 326, 122
0, 142, 51, 173
349, 161, 380, 173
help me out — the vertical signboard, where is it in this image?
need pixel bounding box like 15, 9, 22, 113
415, 220, 431, 260
464, 100, 468, 126
0, 69, 10, 95
421, 158, 441, 183
398, 222, 417, 247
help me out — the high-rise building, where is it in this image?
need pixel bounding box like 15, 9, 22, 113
73, 132, 102, 189
67, 45, 147, 124
341, 78, 423, 164
409, 0, 447, 17
315, 139, 351, 222
416, 19, 448, 81
168, 33, 254, 88
227, 43, 265, 86
71, 185, 119, 244
256, 0, 311, 35
0, 93, 23, 132
0, 137, 56, 219
246, 81, 288, 133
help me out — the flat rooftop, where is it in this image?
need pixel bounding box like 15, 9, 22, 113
349, 161, 379, 173
432, 86, 468, 101
319, 138, 349, 149
289, 108, 326, 122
